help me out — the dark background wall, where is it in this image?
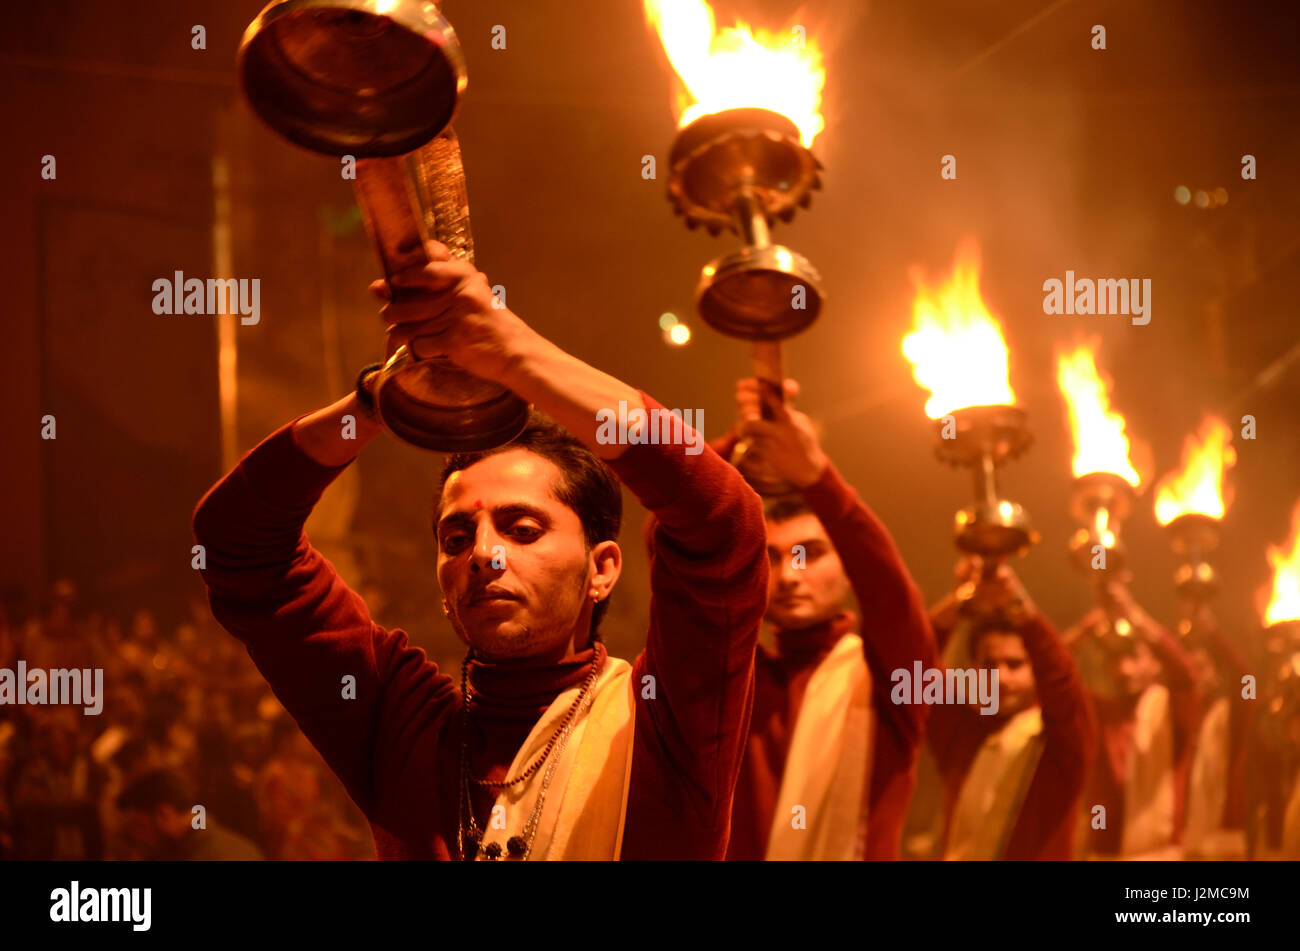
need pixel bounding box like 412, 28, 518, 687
1, 0, 1297, 667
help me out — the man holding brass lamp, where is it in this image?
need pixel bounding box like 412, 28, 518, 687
927, 561, 1094, 860
192, 242, 768, 860
712, 379, 937, 860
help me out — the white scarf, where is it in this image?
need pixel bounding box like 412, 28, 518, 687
1119, 683, 1179, 859
945, 706, 1045, 860
765, 634, 873, 860
1183, 697, 1246, 859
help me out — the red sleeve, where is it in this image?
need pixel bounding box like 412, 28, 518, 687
191, 421, 456, 817
1147, 624, 1201, 763
610, 393, 767, 858
800, 460, 938, 749
1002, 614, 1095, 858
1146, 624, 1200, 838
1018, 614, 1094, 761
926, 695, 973, 778
1203, 624, 1249, 681
708, 430, 740, 462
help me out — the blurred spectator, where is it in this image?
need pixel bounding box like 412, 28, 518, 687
115, 768, 263, 860
0, 580, 374, 861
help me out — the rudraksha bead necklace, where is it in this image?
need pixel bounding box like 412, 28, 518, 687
457, 644, 602, 860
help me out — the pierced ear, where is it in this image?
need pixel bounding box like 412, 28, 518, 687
441, 599, 451, 617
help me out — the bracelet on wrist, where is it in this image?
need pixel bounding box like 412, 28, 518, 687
355, 361, 385, 419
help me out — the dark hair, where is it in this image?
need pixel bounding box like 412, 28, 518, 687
116, 768, 192, 814
763, 496, 813, 525
435, 410, 623, 634
968, 612, 1023, 652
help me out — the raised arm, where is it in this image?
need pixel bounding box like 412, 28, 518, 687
609, 397, 768, 842
1017, 613, 1094, 766
191, 408, 453, 815
802, 461, 937, 746
1002, 610, 1096, 858
727, 376, 937, 746
1104, 582, 1200, 757
373, 248, 642, 458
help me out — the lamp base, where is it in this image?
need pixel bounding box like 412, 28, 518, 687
954, 499, 1037, 557
375, 348, 530, 453
697, 245, 823, 340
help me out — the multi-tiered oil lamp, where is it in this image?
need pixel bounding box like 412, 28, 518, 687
645, 1, 826, 495
237, 0, 529, 451
903, 240, 1038, 563
1154, 416, 1237, 640
1056, 340, 1146, 649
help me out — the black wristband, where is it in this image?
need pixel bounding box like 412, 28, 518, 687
355, 362, 385, 417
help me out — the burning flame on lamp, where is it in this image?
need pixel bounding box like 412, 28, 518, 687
1265, 500, 1300, 626
1056, 339, 1141, 487
643, 0, 826, 147
902, 239, 1015, 419
1154, 416, 1236, 525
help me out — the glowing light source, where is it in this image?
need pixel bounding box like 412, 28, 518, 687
1056, 339, 1141, 486
643, 0, 826, 148
1264, 500, 1300, 626
901, 238, 1015, 419
1154, 416, 1236, 525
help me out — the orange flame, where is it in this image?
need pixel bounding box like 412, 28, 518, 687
1265, 500, 1300, 626
902, 239, 1015, 419
1153, 416, 1236, 525
1056, 340, 1141, 486
643, 0, 825, 148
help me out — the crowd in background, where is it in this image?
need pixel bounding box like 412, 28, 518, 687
0, 580, 374, 860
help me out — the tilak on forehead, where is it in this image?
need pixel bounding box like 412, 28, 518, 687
474, 499, 483, 509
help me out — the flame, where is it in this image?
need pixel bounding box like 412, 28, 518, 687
1153, 416, 1236, 524
1056, 340, 1141, 486
643, 0, 825, 148
902, 239, 1015, 419
1263, 500, 1300, 625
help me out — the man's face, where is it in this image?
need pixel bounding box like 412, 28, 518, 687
1110, 640, 1161, 699
764, 514, 850, 631
974, 631, 1036, 717
436, 450, 614, 663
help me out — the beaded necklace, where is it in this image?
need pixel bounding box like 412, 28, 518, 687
457, 645, 603, 860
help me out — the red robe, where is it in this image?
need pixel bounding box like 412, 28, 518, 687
723, 458, 937, 860
929, 614, 1095, 860
1085, 626, 1199, 856
191, 393, 768, 860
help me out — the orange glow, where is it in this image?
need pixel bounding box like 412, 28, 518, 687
1265, 500, 1300, 626
1056, 340, 1141, 486
901, 239, 1015, 419
1153, 416, 1236, 525
643, 0, 825, 148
